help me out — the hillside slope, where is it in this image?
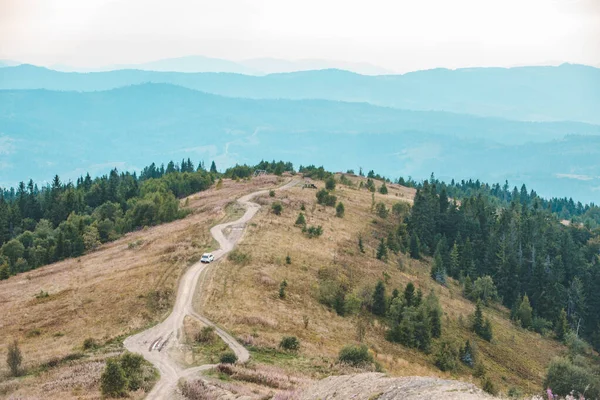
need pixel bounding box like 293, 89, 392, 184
195, 175, 569, 396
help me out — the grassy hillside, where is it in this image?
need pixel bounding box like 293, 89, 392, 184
0, 176, 281, 399
196, 175, 573, 395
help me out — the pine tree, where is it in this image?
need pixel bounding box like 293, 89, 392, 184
376, 238, 387, 261
210, 161, 217, 174
379, 183, 388, 195
295, 212, 306, 226
431, 252, 446, 284
464, 275, 473, 299
409, 233, 420, 259
473, 300, 484, 336
427, 291, 442, 338
555, 309, 569, 342
358, 235, 365, 253
460, 340, 475, 367
404, 282, 415, 307
372, 281, 387, 316
6, 340, 22, 377
449, 242, 460, 278
482, 318, 493, 341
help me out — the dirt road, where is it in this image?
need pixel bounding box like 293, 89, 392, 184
124, 179, 298, 399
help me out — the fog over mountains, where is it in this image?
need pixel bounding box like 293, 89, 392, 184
1, 80, 600, 202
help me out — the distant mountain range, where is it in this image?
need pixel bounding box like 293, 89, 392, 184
1, 63, 598, 124
0, 55, 396, 76
1, 83, 599, 202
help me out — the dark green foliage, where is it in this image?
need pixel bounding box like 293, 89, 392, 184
472, 301, 492, 341
435, 340, 458, 371
459, 340, 476, 367
376, 238, 387, 261
279, 336, 300, 351
375, 202, 389, 219
426, 291, 443, 338
379, 183, 388, 195
279, 280, 288, 299
271, 202, 283, 215
544, 357, 600, 398
219, 351, 238, 364
338, 344, 373, 366
409, 233, 420, 259
335, 202, 345, 218
269, 190, 275, 197
101, 358, 127, 398
6, 340, 22, 377
295, 212, 306, 226
0, 159, 216, 279
430, 253, 446, 285
300, 203, 306, 211
555, 309, 569, 342
325, 177, 336, 191
303, 225, 323, 238
316, 189, 337, 207
119, 352, 145, 391
285, 255, 291, 265
404, 282, 416, 307
372, 281, 387, 316
210, 161, 217, 173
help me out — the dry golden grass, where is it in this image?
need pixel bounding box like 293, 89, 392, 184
197, 177, 567, 395
0, 175, 283, 399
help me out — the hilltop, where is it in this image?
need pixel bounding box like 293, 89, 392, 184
2, 169, 598, 399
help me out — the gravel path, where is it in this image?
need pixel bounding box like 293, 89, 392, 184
123, 178, 298, 399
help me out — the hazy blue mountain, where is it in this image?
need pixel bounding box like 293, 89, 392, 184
1, 84, 599, 202
1, 64, 598, 123
239, 57, 396, 75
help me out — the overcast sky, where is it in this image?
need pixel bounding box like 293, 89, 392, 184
1, 0, 599, 72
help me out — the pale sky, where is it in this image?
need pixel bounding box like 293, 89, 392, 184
1, 0, 599, 72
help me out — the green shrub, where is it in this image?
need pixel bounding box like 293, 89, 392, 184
316, 189, 337, 207
83, 338, 100, 350
228, 250, 252, 265
279, 336, 300, 351
482, 377, 498, 395
304, 225, 323, 238
338, 344, 373, 366
544, 357, 599, 398
219, 351, 238, 364
195, 326, 216, 343
6, 340, 22, 377
269, 190, 276, 197
120, 352, 144, 391
285, 255, 291, 264
101, 358, 128, 397
375, 202, 389, 219
279, 280, 288, 299
336, 202, 345, 218
325, 177, 336, 191
272, 202, 283, 215
435, 340, 458, 372
531, 316, 552, 335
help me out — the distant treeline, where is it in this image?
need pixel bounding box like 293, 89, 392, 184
0, 158, 300, 280
0, 158, 216, 279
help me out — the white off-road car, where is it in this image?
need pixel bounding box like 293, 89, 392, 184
200, 253, 215, 263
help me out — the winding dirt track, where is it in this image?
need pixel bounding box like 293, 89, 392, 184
124, 179, 298, 399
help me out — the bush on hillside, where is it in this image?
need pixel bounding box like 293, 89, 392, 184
219, 351, 238, 364
544, 357, 599, 399
338, 344, 373, 366
279, 336, 300, 351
